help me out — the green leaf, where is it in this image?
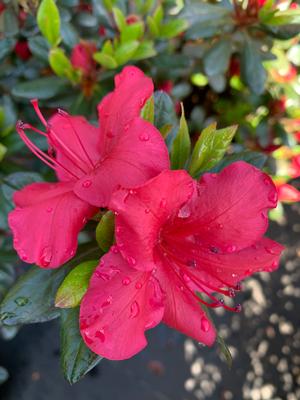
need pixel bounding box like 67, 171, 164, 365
60, 21, 79, 48
154, 91, 177, 130
120, 22, 144, 43
131, 41, 156, 60
240, 37, 267, 95
170, 103, 191, 169
0, 366, 9, 385
55, 260, 98, 308
0, 172, 42, 230
28, 36, 50, 62
49, 47, 79, 82
102, 40, 114, 56
0, 247, 100, 326
0, 264, 15, 302
159, 19, 188, 39
93, 52, 118, 69
3, 9, 19, 37
189, 124, 237, 177
217, 334, 232, 369
153, 5, 163, 27
0, 38, 16, 62
147, 16, 160, 37
112, 7, 126, 31
60, 308, 102, 384
141, 96, 154, 124
37, 0, 61, 46
204, 39, 232, 77
114, 40, 140, 65
261, 23, 300, 40
210, 151, 267, 173
0, 143, 7, 161
12, 76, 68, 99
96, 211, 115, 253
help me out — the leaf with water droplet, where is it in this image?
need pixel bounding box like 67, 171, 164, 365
55, 260, 98, 309
0, 245, 101, 325
96, 211, 115, 253
60, 308, 102, 384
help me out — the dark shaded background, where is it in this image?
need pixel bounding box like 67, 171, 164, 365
0, 202, 299, 400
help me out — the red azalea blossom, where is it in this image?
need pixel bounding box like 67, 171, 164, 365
9, 66, 169, 268
71, 42, 97, 77
276, 183, 300, 203
80, 162, 284, 360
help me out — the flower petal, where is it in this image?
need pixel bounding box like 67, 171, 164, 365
8, 182, 97, 268
48, 113, 100, 181
109, 170, 193, 271
74, 118, 170, 207
154, 253, 216, 346
80, 250, 164, 360
168, 161, 278, 252
97, 66, 154, 153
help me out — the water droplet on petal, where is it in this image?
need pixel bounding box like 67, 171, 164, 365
200, 316, 210, 332
160, 198, 167, 208
124, 123, 130, 131
111, 245, 119, 254
130, 301, 140, 318
271, 260, 279, 268
39, 247, 52, 267
82, 180, 92, 188
139, 133, 149, 141
144, 208, 150, 214
210, 246, 220, 254
46, 207, 53, 213
187, 259, 197, 268
268, 191, 278, 203
226, 245, 237, 253
127, 256, 136, 266
135, 282, 142, 289
95, 329, 105, 342
182, 274, 191, 283
265, 247, 276, 255
101, 295, 112, 307
217, 223, 223, 229
178, 206, 191, 219
122, 277, 131, 286
231, 273, 238, 278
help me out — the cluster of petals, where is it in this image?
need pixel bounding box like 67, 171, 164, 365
80, 162, 284, 360
8, 66, 169, 268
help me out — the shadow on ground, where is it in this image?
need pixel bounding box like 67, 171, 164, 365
0, 203, 299, 400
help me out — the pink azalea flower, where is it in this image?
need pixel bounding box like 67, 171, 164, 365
71, 42, 97, 77
80, 162, 284, 360
9, 66, 169, 268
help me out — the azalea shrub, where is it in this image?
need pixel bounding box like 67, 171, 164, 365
0, 0, 299, 385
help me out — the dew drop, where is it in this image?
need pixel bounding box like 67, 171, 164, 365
178, 206, 191, 219
209, 246, 220, 254
95, 329, 105, 342
46, 207, 53, 213
124, 123, 130, 131
129, 189, 136, 195
15, 297, 29, 306
144, 208, 150, 214
200, 317, 210, 332
187, 259, 197, 268
39, 247, 52, 267
182, 274, 191, 283
268, 191, 278, 203
139, 133, 149, 141
82, 180, 92, 188
122, 277, 131, 286
101, 295, 112, 307
265, 247, 276, 255
135, 282, 142, 289
111, 245, 119, 254
127, 256, 136, 266
217, 223, 223, 229
160, 198, 167, 208
231, 273, 238, 278
226, 245, 237, 253
130, 301, 140, 318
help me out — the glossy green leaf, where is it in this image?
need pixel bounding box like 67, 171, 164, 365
132, 41, 156, 60
210, 151, 267, 173
55, 260, 98, 308
147, 16, 160, 37
49, 48, 79, 82
153, 5, 163, 26
171, 104, 191, 169
28, 36, 50, 62
154, 91, 177, 130
37, 0, 61, 46
204, 39, 232, 77
3, 10, 18, 37
0, 38, 16, 62
141, 96, 154, 124
159, 19, 188, 39
0, 246, 100, 326
112, 7, 126, 31
120, 22, 144, 43
189, 124, 237, 177
93, 52, 118, 69
114, 40, 140, 65
240, 37, 267, 95
0, 366, 9, 385
12, 76, 68, 99
60, 308, 102, 384
96, 211, 115, 252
